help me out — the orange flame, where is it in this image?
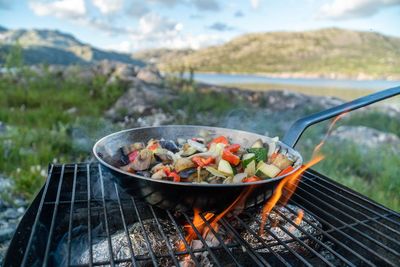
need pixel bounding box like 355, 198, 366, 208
259, 155, 323, 235
178, 186, 255, 252
289, 209, 304, 232
259, 113, 346, 235
294, 209, 304, 225
178, 209, 214, 252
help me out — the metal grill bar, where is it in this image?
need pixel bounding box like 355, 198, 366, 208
7, 164, 400, 267
282, 204, 370, 267
43, 164, 65, 266
166, 210, 200, 265
98, 165, 115, 267
305, 170, 400, 218
20, 165, 54, 267
149, 206, 180, 266
67, 164, 78, 267
287, 187, 396, 266
197, 213, 245, 266
131, 196, 159, 266
304, 171, 400, 228
114, 183, 138, 267
232, 214, 293, 266
181, 213, 222, 267
291, 179, 400, 260
87, 164, 93, 267
218, 217, 271, 266
272, 207, 356, 267
302, 172, 400, 237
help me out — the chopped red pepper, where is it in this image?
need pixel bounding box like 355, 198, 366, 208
222, 149, 240, 166
192, 156, 215, 167
226, 144, 240, 153
208, 136, 229, 147
148, 143, 159, 150
278, 166, 294, 176
163, 166, 171, 175
128, 150, 139, 162
169, 172, 181, 182
242, 176, 262, 183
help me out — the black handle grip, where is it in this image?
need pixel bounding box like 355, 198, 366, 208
282, 86, 400, 148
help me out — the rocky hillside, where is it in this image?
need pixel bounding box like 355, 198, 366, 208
0, 26, 145, 66
138, 28, 400, 80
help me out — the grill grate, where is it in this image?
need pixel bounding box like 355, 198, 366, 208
4, 163, 400, 267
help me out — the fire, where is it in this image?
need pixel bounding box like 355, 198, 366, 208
178, 209, 214, 252
259, 113, 346, 235
179, 113, 346, 252
259, 155, 323, 235
177, 186, 254, 253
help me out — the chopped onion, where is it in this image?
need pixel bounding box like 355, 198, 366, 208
233, 173, 247, 183
187, 139, 207, 152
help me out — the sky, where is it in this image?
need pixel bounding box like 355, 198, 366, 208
0, 0, 399, 52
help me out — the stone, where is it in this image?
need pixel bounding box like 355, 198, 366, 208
136, 67, 163, 84
0, 228, 14, 243
331, 126, 400, 151
3, 208, 20, 220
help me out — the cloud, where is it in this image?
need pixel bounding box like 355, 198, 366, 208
250, 0, 260, 9
234, 10, 244, 17
319, 0, 400, 20
126, 1, 150, 17
92, 0, 123, 14
207, 22, 235, 31
29, 0, 86, 19
147, 0, 220, 11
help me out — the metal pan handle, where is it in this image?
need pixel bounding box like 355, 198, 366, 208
282, 86, 400, 148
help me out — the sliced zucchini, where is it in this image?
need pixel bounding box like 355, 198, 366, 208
251, 139, 264, 148
271, 154, 294, 170
255, 162, 281, 179
247, 147, 267, 162
242, 153, 256, 168
244, 160, 256, 176
218, 159, 234, 176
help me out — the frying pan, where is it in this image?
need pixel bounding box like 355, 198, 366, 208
94, 87, 399, 212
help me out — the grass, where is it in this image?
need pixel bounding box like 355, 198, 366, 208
0, 68, 126, 199
0, 68, 398, 212
223, 82, 376, 100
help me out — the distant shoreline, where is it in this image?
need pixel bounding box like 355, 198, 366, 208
183, 71, 400, 82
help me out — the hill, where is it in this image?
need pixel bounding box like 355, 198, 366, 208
0, 26, 144, 66
138, 28, 400, 79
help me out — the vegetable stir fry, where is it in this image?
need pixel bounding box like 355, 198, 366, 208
119, 134, 297, 184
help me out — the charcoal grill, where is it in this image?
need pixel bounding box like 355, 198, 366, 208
4, 163, 400, 266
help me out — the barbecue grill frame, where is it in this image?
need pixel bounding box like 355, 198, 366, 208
5, 163, 400, 267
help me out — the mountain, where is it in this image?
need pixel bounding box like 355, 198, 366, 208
137, 28, 400, 79
0, 26, 145, 66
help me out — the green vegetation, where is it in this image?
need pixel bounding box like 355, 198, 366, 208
315, 143, 400, 211
142, 28, 400, 79
0, 67, 126, 198
0, 61, 398, 212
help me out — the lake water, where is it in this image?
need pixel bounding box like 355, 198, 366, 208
191, 73, 400, 90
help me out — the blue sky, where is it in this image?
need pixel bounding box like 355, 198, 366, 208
0, 0, 399, 52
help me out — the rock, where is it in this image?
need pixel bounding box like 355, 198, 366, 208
331, 126, 400, 151
112, 63, 138, 80
0, 228, 14, 243
136, 67, 163, 84
106, 79, 173, 121
3, 208, 20, 220
259, 90, 344, 111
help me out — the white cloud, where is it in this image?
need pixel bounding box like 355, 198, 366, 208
138, 12, 179, 35
319, 0, 400, 20
92, 0, 123, 14
29, 0, 86, 19
250, 0, 260, 9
